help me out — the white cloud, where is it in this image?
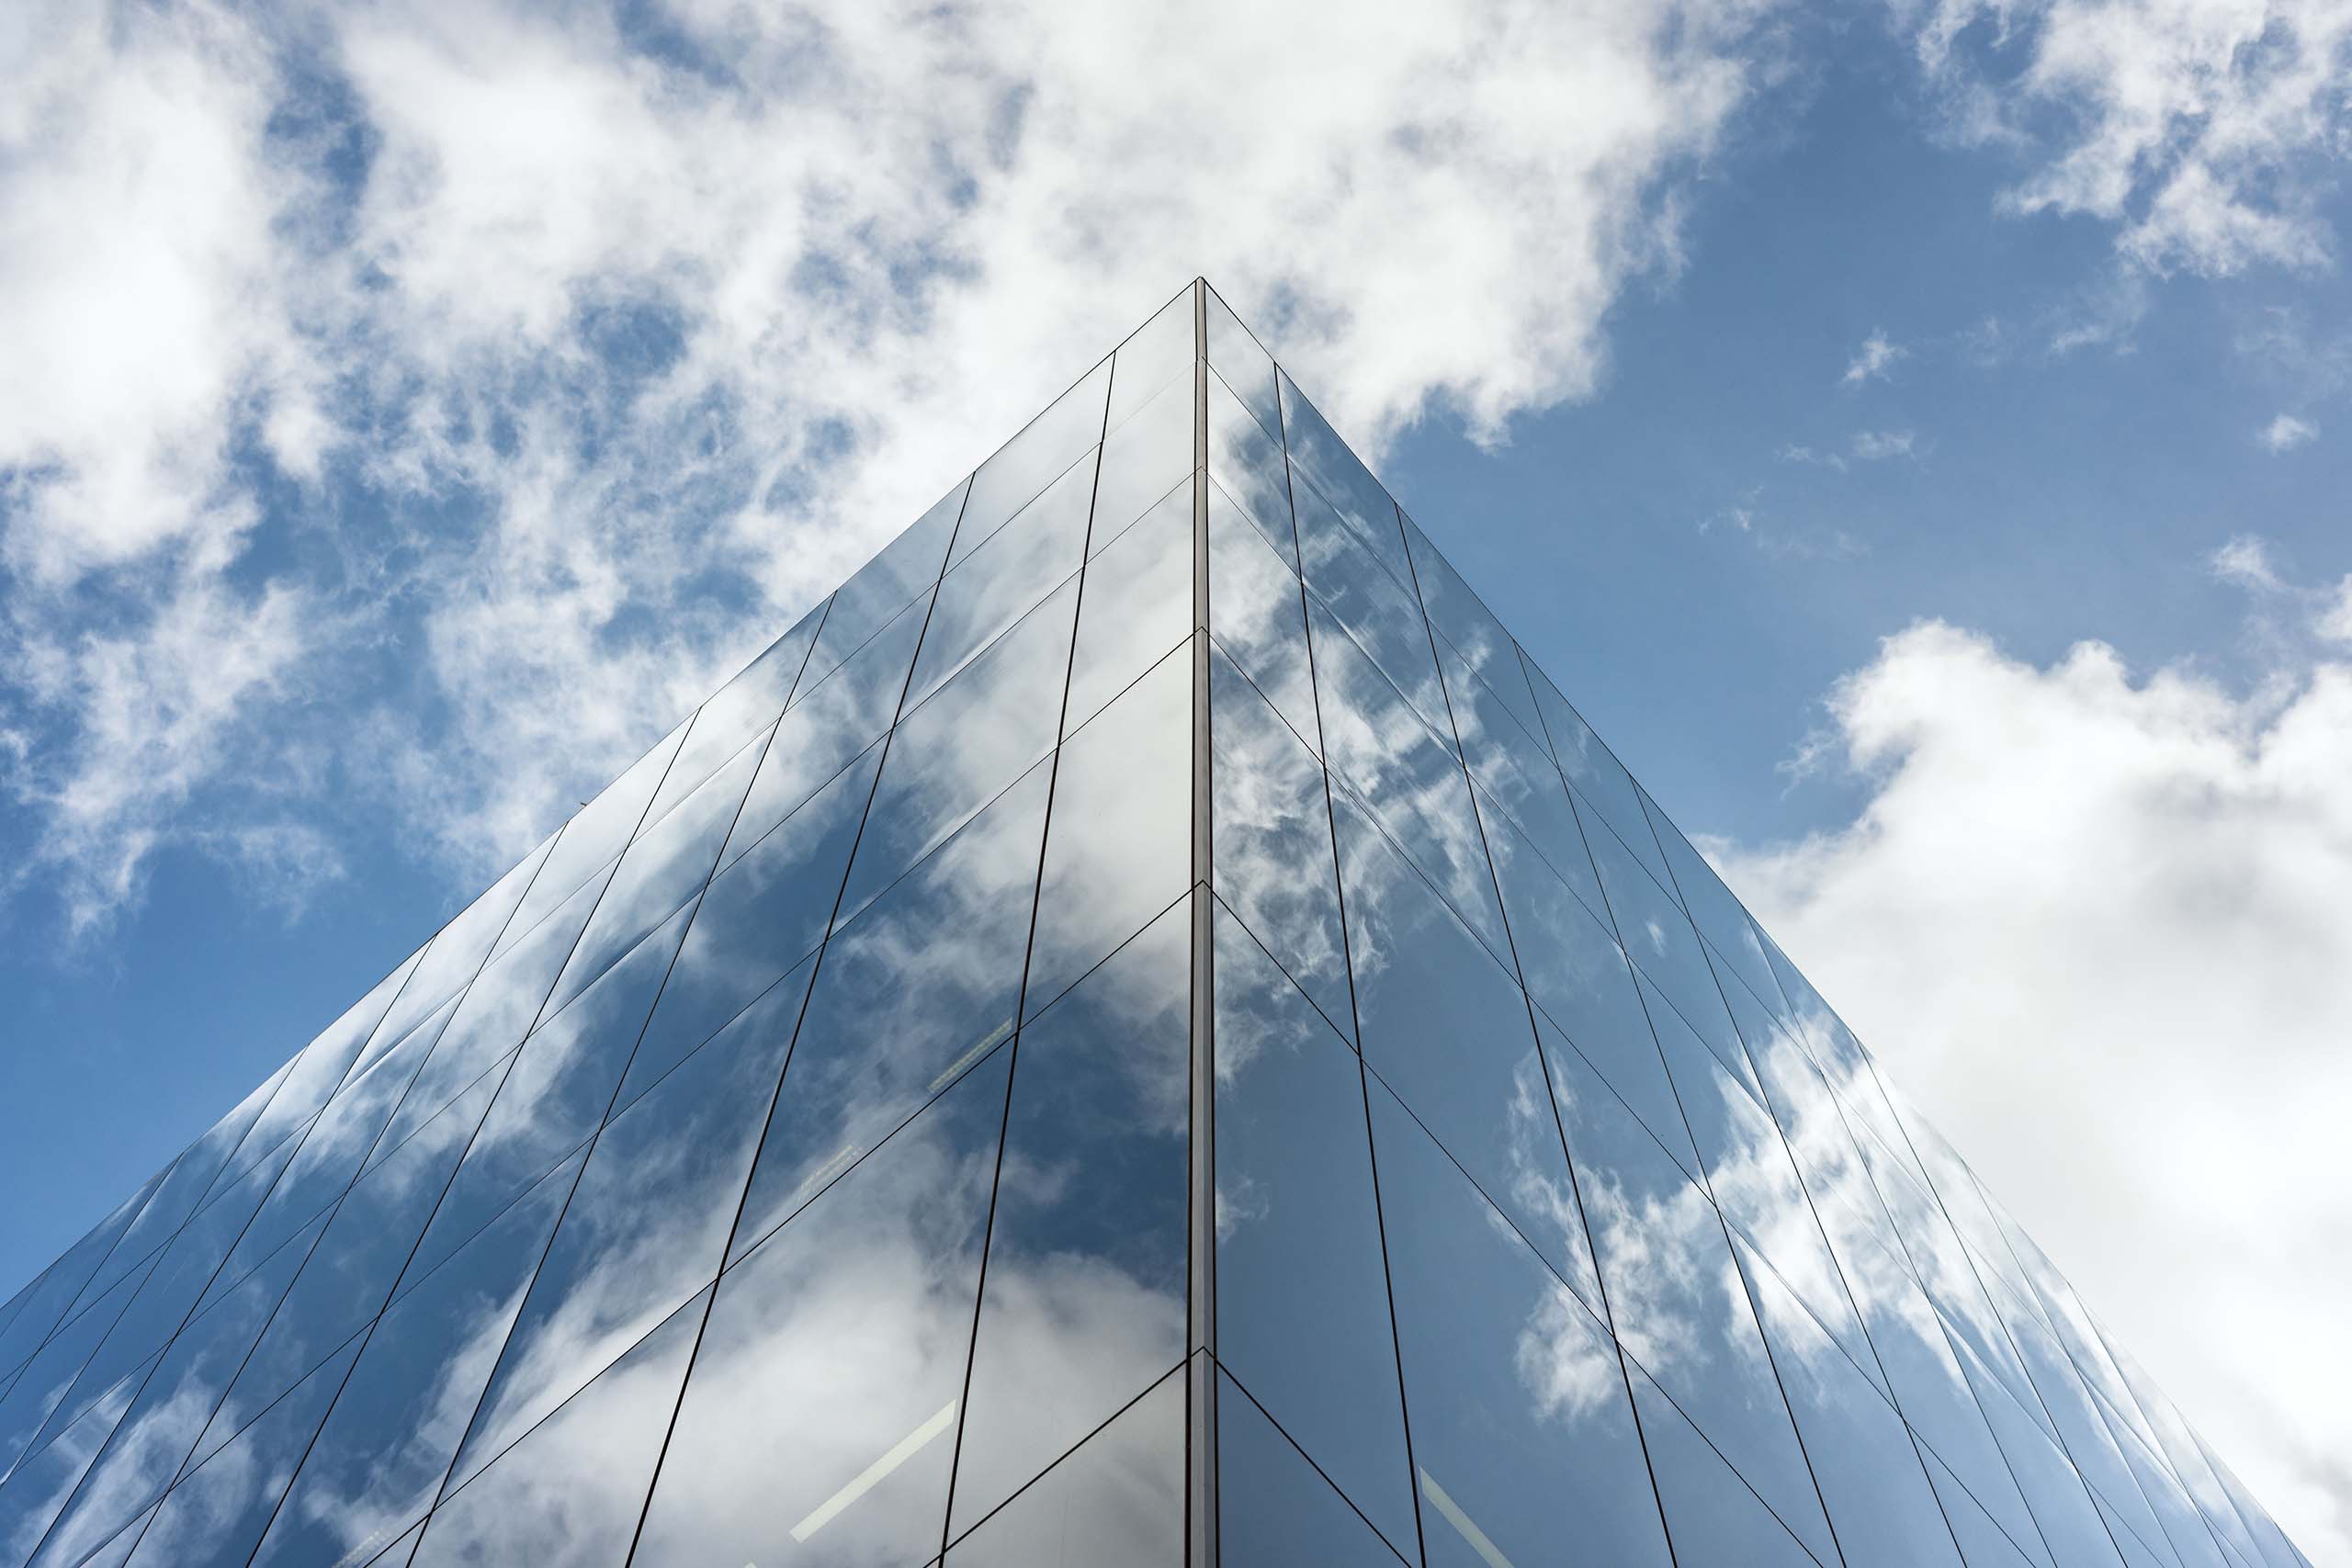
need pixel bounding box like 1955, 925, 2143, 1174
0, 0, 1788, 931
2260, 412, 2319, 453
1712, 614, 2352, 1564
1848, 428, 1917, 460
1841, 329, 1907, 385
2209, 532, 2286, 592
1909, 0, 2352, 278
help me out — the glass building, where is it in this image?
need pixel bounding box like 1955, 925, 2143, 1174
0, 282, 2312, 1568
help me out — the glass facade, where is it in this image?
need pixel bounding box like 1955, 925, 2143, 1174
0, 282, 2312, 1568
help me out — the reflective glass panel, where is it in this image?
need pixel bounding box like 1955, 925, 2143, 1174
1066, 481, 1192, 733
1206, 367, 1295, 570
1517, 654, 1676, 891
1204, 284, 1281, 444
642, 600, 826, 831
1216, 1370, 1408, 1568
628, 1046, 1013, 1567
1336, 789, 1600, 1310
1026, 646, 1190, 1016
944, 1367, 1182, 1568
1106, 284, 1196, 432
1277, 371, 1412, 588
729, 762, 1046, 1265
948, 906, 1187, 1535
499, 721, 686, 950
954, 363, 1111, 570
1207, 475, 1318, 752
1089, 370, 1194, 551
907, 452, 1093, 711
1296, 479, 1451, 743
1401, 511, 1542, 743
1209, 646, 1350, 1032
806, 481, 960, 682
1212, 908, 1416, 1557
1368, 1077, 1673, 1568
1624, 1361, 1825, 1568
1544, 1040, 1839, 1565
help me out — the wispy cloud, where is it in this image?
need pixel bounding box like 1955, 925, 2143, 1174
0, 0, 1792, 939
2259, 413, 2318, 454
1841, 329, 1906, 386
1848, 429, 1917, 461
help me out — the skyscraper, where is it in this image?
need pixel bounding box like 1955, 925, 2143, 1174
0, 281, 2309, 1568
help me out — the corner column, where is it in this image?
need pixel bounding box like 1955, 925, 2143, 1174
1185, 276, 1218, 1568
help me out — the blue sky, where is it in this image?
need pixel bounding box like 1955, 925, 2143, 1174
3, 0, 2349, 1557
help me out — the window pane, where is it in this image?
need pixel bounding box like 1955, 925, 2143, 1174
1277, 372, 1410, 589
1212, 907, 1416, 1558
1401, 511, 1542, 743
1206, 368, 1294, 570
1296, 480, 1451, 745
1368, 1077, 1673, 1568
908, 455, 1093, 712
738, 582, 933, 842
409, 1286, 705, 1568
1209, 646, 1350, 1033
729, 763, 1047, 1266
629, 1046, 1014, 1568
243, 1148, 584, 1568
943, 1366, 1182, 1568
500, 721, 687, 950
1208, 477, 1317, 753
1544, 1041, 1839, 1565
1107, 286, 1195, 432
948, 906, 1187, 1535
1312, 602, 1507, 955
1216, 1370, 1408, 1568
1066, 482, 1191, 734
1090, 371, 1193, 551
1026, 647, 1190, 1018
1336, 791, 1601, 1312
807, 481, 961, 682
1623, 1359, 1823, 1568
955, 363, 1111, 570
645, 599, 827, 830
839, 578, 1074, 925
1441, 639, 1599, 918
1204, 285, 1281, 445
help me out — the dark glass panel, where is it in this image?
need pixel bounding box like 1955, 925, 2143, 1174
1209, 646, 1351, 1033
1336, 791, 1600, 1310
1106, 285, 1195, 433
1206, 367, 1295, 570
1440, 651, 1600, 925
944, 1368, 1182, 1568
1634, 787, 1784, 1011
1207, 476, 1318, 752
949, 908, 1187, 1535
1733, 1235, 1966, 1566
22, 1209, 329, 1568
1544, 1041, 1839, 1565
499, 720, 687, 951
1026, 647, 1190, 1017
1065, 480, 1191, 733
1312, 602, 1507, 955
1204, 284, 1282, 444
643, 600, 827, 830
1216, 1370, 1410, 1568
194, 1069, 502, 1472
541, 731, 763, 1021
954, 364, 1110, 570
1295, 480, 1450, 743
409, 1287, 705, 1568
628, 1047, 1013, 1568
445, 947, 804, 1494
373, 866, 614, 1164
0, 1261, 155, 1482
628, 742, 874, 1106
0, 1347, 155, 1564
1090, 369, 1194, 552
118, 1332, 364, 1568
729, 584, 931, 856
1211, 908, 1416, 1558
729, 763, 1047, 1266
1368, 1078, 1673, 1568
1277, 372, 1411, 588
405, 897, 695, 1286
908, 453, 1093, 711
242, 1148, 584, 1568
1400, 511, 1542, 744
370, 841, 557, 1071
1623, 1361, 1826, 1568
1639, 980, 1887, 1400
838, 577, 1075, 925
806, 481, 960, 683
